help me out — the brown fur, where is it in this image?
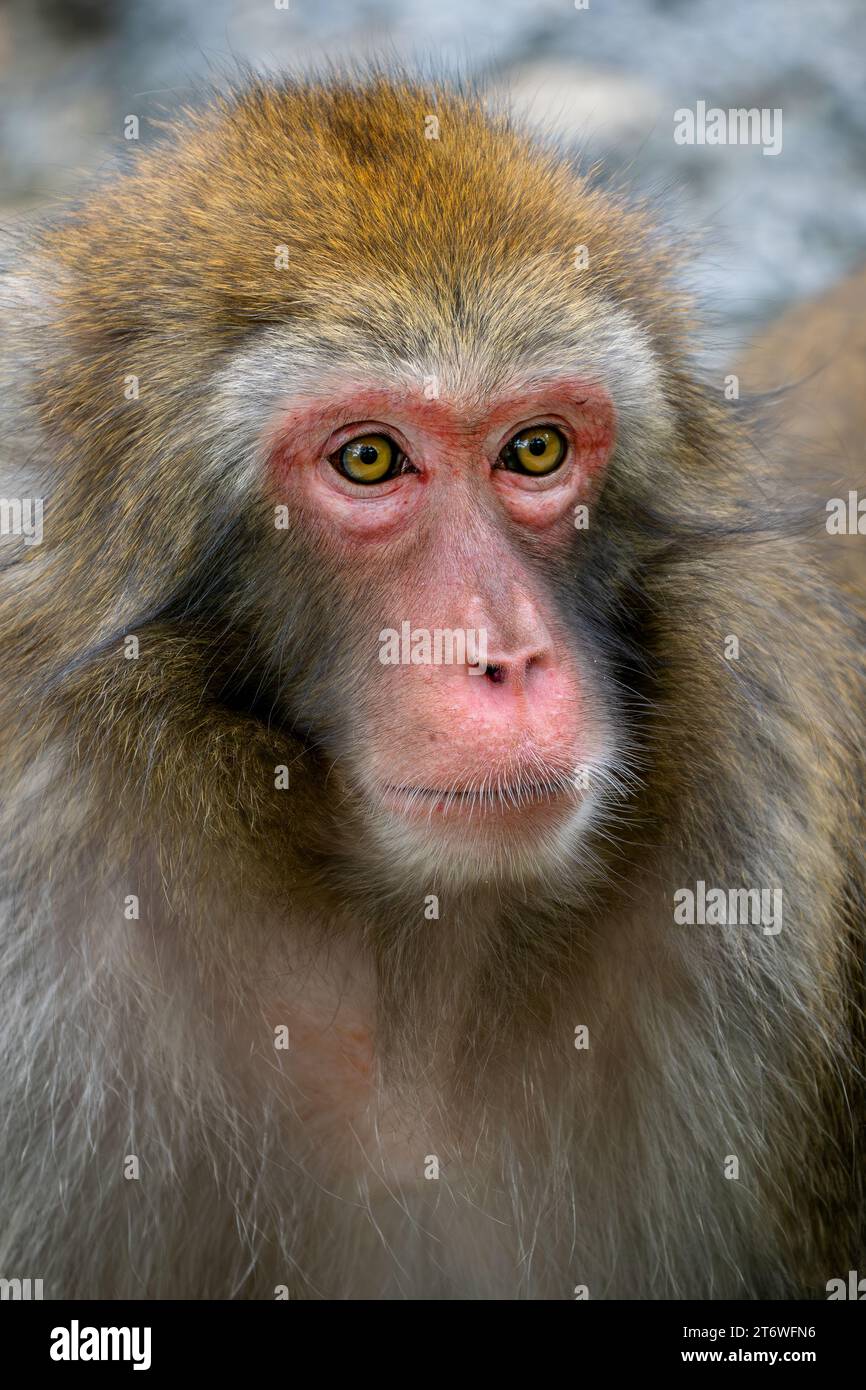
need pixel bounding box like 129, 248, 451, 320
0, 75, 863, 1299
741, 264, 866, 602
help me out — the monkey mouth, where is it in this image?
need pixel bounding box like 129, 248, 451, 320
381, 776, 581, 821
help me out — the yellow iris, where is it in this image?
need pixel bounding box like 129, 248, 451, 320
338, 434, 397, 484
505, 426, 566, 476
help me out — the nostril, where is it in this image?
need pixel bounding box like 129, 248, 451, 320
483, 654, 546, 685
485, 663, 507, 684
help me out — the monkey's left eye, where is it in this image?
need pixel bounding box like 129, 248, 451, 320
499, 425, 567, 476
332, 433, 403, 485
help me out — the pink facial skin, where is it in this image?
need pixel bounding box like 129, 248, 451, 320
269, 377, 615, 537
267, 377, 616, 834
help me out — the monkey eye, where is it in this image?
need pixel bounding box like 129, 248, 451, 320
331, 433, 403, 485
499, 425, 567, 476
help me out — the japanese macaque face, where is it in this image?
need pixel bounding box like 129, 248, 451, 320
217, 305, 663, 885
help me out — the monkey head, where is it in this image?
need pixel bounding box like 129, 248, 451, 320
37, 79, 692, 890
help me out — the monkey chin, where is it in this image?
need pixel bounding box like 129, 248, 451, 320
366, 772, 600, 889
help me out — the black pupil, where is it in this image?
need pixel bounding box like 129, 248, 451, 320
358, 444, 379, 464
528, 436, 547, 455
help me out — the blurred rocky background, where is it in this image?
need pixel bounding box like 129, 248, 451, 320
1, 0, 864, 361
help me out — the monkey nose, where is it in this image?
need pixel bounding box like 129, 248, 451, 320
479, 647, 550, 690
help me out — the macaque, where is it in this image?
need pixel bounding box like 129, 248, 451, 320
0, 75, 863, 1300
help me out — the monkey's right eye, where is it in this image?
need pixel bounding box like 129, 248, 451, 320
332, 434, 402, 485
